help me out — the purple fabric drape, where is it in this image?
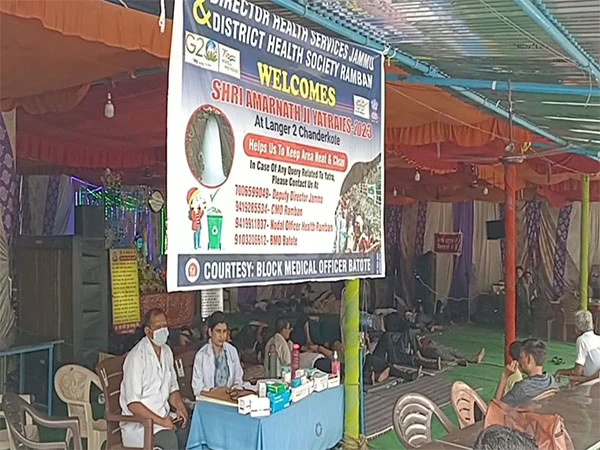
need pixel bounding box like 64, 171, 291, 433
385, 206, 403, 306
0, 115, 19, 256
525, 201, 542, 274
498, 203, 506, 277
21, 176, 32, 236
414, 202, 428, 257
449, 201, 474, 301
42, 175, 61, 235
552, 203, 573, 297
385, 206, 402, 251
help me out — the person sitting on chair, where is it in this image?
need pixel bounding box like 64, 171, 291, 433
120, 308, 189, 450
494, 338, 558, 407
192, 312, 244, 397
555, 310, 600, 380
504, 341, 524, 395
474, 425, 538, 450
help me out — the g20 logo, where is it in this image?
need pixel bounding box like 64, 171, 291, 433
185, 32, 206, 58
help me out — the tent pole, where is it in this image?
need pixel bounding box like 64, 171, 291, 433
344, 279, 360, 443
580, 175, 590, 310
504, 163, 517, 363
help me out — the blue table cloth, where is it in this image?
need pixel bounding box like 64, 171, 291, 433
187, 386, 344, 450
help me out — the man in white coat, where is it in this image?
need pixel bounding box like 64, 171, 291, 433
120, 309, 189, 449
192, 312, 244, 397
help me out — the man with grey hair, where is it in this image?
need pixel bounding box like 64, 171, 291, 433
556, 310, 600, 379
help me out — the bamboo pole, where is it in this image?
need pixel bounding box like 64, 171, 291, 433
580, 175, 590, 310
344, 279, 360, 442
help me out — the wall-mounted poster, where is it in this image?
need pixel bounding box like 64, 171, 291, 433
434, 232, 463, 255
109, 249, 141, 331
167, 0, 385, 290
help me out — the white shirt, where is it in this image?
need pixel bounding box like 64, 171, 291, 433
575, 330, 600, 377
119, 337, 179, 448
192, 341, 243, 397
299, 351, 324, 369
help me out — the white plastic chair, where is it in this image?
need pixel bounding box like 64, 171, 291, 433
0, 394, 38, 450
54, 364, 107, 450
393, 393, 457, 448
450, 381, 488, 429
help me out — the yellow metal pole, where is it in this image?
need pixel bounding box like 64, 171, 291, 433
344, 279, 360, 443
580, 174, 590, 310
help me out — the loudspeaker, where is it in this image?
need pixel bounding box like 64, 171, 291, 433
75, 206, 105, 238
486, 220, 505, 240
414, 251, 436, 314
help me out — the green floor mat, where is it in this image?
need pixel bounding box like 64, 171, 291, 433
368, 325, 576, 450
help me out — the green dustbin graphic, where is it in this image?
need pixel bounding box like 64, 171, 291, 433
207, 209, 223, 250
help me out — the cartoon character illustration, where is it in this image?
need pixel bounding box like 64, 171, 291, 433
187, 188, 207, 250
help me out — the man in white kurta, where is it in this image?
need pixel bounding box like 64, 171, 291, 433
120, 309, 189, 449
556, 310, 600, 380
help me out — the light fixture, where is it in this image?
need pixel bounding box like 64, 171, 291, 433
542, 101, 600, 107
393, 187, 398, 197
483, 186, 489, 196
545, 116, 600, 123
570, 128, 600, 136
414, 170, 421, 182
104, 93, 115, 119
567, 137, 600, 145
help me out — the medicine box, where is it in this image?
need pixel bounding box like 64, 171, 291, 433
313, 374, 328, 392
281, 366, 292, 383
250, 397, 271, 418
291, 383, 310, 403
327, 375, 340, 389
258, 382, 267, 397
238, 394, 258, 415
267, 382, 288, 395
268, 389, 291, 413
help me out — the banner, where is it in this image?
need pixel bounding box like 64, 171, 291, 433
434, 232, 463, 255
109, 249, 141, 331
167, 0, 385, 290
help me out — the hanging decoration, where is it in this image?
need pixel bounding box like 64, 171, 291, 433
135, 232, 166, 295
75, 169, 168, 292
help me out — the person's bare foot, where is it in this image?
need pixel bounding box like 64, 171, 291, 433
476, 348, 486, 364
377, 367, 391, 383
413, 366, 423, 380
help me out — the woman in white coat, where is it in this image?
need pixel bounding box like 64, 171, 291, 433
192, 312, 244, 398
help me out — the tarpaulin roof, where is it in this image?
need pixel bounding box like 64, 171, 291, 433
0, 0, 170, 114
4, 0, 600, 202
16, 68, 546, 185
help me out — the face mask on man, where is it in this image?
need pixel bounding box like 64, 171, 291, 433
151, 327, 169, 346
